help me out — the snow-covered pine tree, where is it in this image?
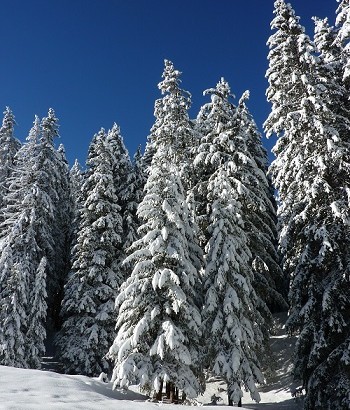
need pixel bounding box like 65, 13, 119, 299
266, 1, 350, 408
39, 110, 72, 331
194, 79, 265, 406
193, 78, 239, 248
105, 123, 135, 259
264, 0, 317, 302
0, 107, 20, 225
237, 92, 287, 313
108, 60, 203, 402
0, 117, 52, 368
52, 143, 73, 329
56, 128, 124, 376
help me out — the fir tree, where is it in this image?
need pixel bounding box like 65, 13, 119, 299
266, 1, 350, 408
237, 92, 287, 312
57, 128, 124, 376
39, 109, 72, 330
0, 117, 52, 368
194, 79, 266, 406
108, 60, 203, 402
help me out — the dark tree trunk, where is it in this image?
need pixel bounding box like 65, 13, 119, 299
228, 394, 242, 406
169, 382, 175, 403
155, 379, 163, 401
228, 386, 242, 407
166, 381, 171, 399
175, 387, 179, 402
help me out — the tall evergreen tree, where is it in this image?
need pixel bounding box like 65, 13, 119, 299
266, 1, 350, 408
237, 92, 287, 312
57, 128, 124, 376
108, 60, 203, 402
39, 109, 72, 330
194, 79, 266, 406
0, 117, 51, 368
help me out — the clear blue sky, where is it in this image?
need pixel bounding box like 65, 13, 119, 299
0, 0, 336, 166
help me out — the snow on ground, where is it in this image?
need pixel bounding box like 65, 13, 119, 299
0, 313, 304, 410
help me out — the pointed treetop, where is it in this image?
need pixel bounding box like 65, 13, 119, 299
271, 0, 304, 33
158, 59, 191, 103
110, 122, 120, 133
57, 143, 66, 156
239, 90, 250, 105
26, 116, 41, 145
71, 159, 82, 171
133, 145, 144, 167
203, 77, 233, 101
41, 108, 59, 145
1, 107, 16, 132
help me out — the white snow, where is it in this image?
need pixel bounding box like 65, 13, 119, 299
0, 313, 306, 410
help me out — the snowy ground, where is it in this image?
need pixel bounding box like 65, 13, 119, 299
0, 313, 304, 409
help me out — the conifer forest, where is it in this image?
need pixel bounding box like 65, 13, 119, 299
1, 1, 350, 409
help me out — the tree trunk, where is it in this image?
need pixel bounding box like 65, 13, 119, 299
169, 383, 175, 403
164, 382, 180, 403
175, 387, 179, 402
166, 381, 171, 399
155, 379, 163, 401
227, 393, 242, 407
228, 391, 233, 406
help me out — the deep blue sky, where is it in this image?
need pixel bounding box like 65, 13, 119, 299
0, 0, 337, 166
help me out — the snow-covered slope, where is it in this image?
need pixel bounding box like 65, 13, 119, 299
0, 313, 303, 409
